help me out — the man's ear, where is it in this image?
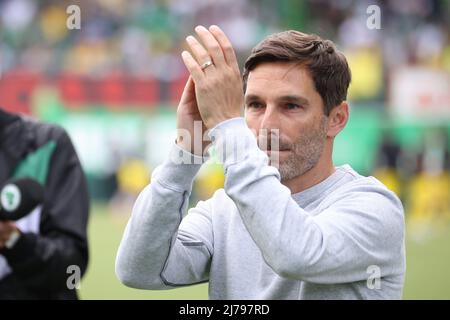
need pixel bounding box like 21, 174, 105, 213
327, 101, 349, 138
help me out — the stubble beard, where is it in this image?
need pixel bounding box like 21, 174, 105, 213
277, 116, 328, 181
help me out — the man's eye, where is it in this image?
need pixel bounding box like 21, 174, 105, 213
286, 103, 301, 110
247, 102, 263, 109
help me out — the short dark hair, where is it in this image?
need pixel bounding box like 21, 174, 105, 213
243, 30, 351, 116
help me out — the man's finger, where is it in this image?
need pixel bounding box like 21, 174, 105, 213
181, 51, 204, 83
194, 25, 226, 67
0, 222, 7, 233
208, 25, 240, 73
0, 221, 13, 235
185, 35, 216, 73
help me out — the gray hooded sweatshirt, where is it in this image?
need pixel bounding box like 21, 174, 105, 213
116, 117, 406, 299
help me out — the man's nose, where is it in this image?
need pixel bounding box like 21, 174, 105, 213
257, 106, 282, 150
260, 105, 281, 132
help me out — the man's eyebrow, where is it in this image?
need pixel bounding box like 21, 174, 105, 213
244, 94, 261, 102
277, 95, 310, 106
244, 94, 311, 106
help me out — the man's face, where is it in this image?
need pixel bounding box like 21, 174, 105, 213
244, 62, 329, 181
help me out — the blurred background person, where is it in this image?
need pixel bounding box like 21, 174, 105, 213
0, 108, 89, 299
407, 128, 450, 241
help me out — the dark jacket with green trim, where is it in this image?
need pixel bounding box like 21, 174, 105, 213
0, 109, 89, 299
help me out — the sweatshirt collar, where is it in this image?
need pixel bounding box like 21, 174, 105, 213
291, 165, 351, 207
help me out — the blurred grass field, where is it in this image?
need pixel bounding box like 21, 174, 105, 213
79, 203, 450, 300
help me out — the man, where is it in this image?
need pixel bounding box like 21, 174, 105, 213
0, 108, 89, 299
116, 26, 405, 299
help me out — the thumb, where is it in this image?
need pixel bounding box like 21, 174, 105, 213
179, 76, 195, 104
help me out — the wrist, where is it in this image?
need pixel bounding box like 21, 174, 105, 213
152, 142, 206, 193
176, 136, 208, 156
176, 135, 193, 154
208, 117, 263, 167
205, 114, 242, 130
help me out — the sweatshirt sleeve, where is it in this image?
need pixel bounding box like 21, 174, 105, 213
115, 143, 213, 289
209, 117, 405, 284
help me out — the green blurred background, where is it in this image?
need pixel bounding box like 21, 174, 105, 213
1, 0, 450, 299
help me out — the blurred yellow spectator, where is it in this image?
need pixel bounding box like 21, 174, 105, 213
442, 44, 450, 72
39, 5, 69, 43
63, 41, 117, 74
194, 163, 225, 201
373, 167, 402, 197
407, 171, 450, 240
116, 159, 150, 195
346, 47, 383, 101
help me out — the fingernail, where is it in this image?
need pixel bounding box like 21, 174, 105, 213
195, 25, 205, 32
186, 35, 194, 42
